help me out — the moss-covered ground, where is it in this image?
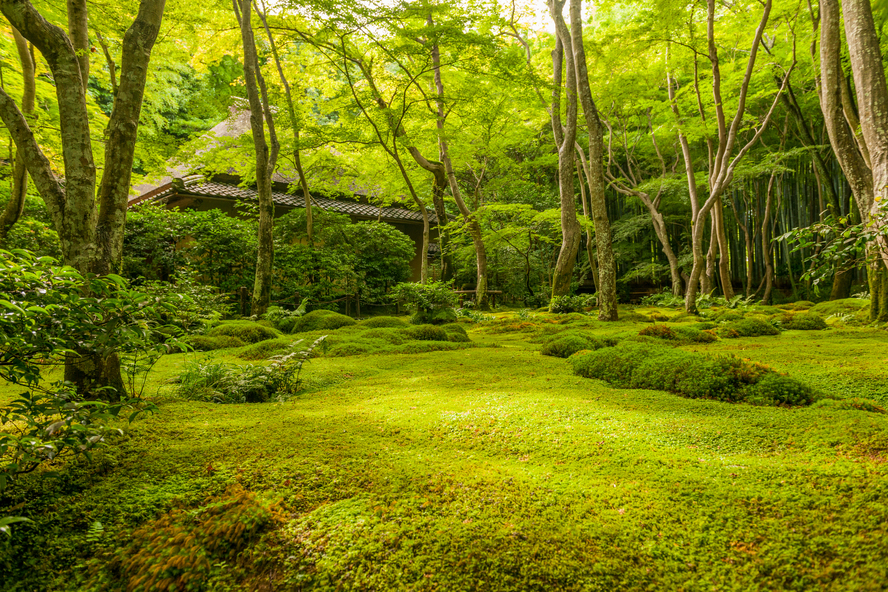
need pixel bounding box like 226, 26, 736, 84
2, 306, 888, 590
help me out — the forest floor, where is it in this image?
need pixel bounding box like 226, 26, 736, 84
2, 305, 888, 591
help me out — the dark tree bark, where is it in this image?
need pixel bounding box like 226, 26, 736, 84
0, 28, 34, 242
0, 0, 166, 399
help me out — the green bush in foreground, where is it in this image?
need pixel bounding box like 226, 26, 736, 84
570, 342, 815, 405
207, 321, 281, 344
440, 323, 470, 343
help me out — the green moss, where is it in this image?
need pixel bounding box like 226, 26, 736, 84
440, 323, 471, 343
638, 324, 677, 339
207, 321, 282, 344
781, 312, 828, 331
359, 316, 409, 328
809, 298, 870, 317
723, 317, 779, 337
291, 310, 357, 333
540, 333, 613, 358
237, 337, 303, 360
411, 308, 458, 325
184, 335, 247, 351
406, 324, 449, 341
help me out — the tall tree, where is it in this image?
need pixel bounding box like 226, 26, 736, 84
669, 0, 791, 313
0, 0, 167, 397
567, 0, 618, 320
819, 0, 888, 320
235, 0, 279, 316
547, 0, 581, 303
0, 27, 34, 242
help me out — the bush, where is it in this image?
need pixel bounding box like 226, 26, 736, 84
208, 321, 281, 344
393, 281, 458, 325
723, 318, 779, 337
406, 324, 449, 341
541, 334, 612, 358
290, 310, 357, 333
638, 324, 676, 340
780, 312, 827, 330
185, 335, 246, 351
549, 294, 593, 314
673, 326, 719, 343
360, 316, 408, 328
264, 300, 308, 333
742, 374, 816, 406
238, 338, 303, 360
412, 307, 458, 325
570, 342, 815, 406
440, 323, 470, 343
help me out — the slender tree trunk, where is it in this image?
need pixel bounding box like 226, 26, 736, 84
761, 173, 777, 304
575, 156, 598, 292
0, 28, 34, 242
714, 198, 734, 298
66, 0, 89, 88
236, 0, 279, 316
568, 0, 617, 320
547, 2, 581, 302
254, 2, 315, 244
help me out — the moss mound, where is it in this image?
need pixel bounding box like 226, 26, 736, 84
360, 316, 409, 328
638, 324, 676, 339
291, 310, 356, 333
723, 317, 779, 337
440, 323, 470, 343
810, 298, 870, 317
571, 342, 814, 405
207, 321, 281, 344
541, 334, 614, 358
781, 312, 828, 331
411, 308, 458, 325
406, 324, 449, 341
238, 338, 302, 360
185, 335, 247, 351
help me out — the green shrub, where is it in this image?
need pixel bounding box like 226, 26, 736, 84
440, 323, 470, 343
571, 342, 815, 406
291, 309, 356, 333
406, 324, 449, 341
742, 374, 816, 406
238, 338, 303, 360
570, 342, 651, 387
541, 334, 611, 358
638, 324, 676, 340
780, 312, 828, 330
185, 335, 246, 351
208, 321, 281, 344
412, 307, 458, 325
549, 294, 593, 314
673, 326, 719, 343
360, 316, 408, 328
723, 317, 779, 337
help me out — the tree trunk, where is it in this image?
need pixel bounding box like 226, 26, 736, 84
568, 0, 617, 320
714, 198, 734, 298
236, 0, 279, 316
0, 28, 34, 242
575, 157, 598, 292
0, 0, 167, 398
761, 173, 776, 304
843, 0, 888, 321
547, 2, 581, 302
